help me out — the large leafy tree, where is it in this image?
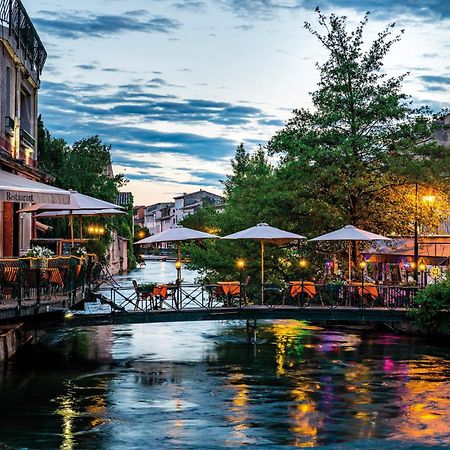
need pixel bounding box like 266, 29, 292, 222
269, 10, 450, 236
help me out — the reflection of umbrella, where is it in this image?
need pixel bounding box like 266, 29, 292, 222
18, 191, 123, 243
35, 209, 126, 239
222, 223, 306, 301
310, 225, 391, 281
134, 226, 218, 281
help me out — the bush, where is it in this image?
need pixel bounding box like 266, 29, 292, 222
409, 278, 450, 335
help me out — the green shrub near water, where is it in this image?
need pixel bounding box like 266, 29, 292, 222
409, 277, 450, 335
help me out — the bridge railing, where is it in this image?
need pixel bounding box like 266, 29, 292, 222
0, 256, 96, 309
104, 282, 419, 313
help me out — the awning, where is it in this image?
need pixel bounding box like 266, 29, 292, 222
0, 169, 70, 204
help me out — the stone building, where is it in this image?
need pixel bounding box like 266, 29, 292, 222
174, 190, 223, 225
0, 0, 47, 256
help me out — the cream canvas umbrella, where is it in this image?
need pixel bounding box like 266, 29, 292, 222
35, 209, 126, 239
134, 226, 218, 281
310, 225, 392, 281
222, 223, 307, 302
19, 191, 123, 243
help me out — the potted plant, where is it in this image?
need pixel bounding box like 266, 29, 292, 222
25, 246, 54, 269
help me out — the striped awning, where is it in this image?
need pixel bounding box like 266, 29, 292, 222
0, 169, 70, 204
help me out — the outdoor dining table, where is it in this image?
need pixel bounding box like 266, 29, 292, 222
217, 281, 240, 296
48, 268, 64, 286
351, 282, 378, 300
289, 281, 317, 298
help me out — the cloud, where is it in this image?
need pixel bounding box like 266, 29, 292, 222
219, 0, 450, 21
34, 10, 180, 39
172, 1, 206, 11
75, 63, 97, 70
420, 75, 450, 85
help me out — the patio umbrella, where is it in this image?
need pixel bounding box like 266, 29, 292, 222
222, 223, 307, 302
18, 191, 123, 243
134, 226, 218, 281
310, 225, 391, 281
35, 209, 126, 239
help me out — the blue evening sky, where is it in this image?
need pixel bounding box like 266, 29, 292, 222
27, 0, 450, 204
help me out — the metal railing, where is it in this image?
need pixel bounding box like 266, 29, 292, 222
0, 256, 95, 309
20, 128, 35, 148
0, 0, 47, 75
102, 282, 419, 314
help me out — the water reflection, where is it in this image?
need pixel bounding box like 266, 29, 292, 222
0, 310, 448, 448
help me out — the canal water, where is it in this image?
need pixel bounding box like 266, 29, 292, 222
0, 261, 449, 449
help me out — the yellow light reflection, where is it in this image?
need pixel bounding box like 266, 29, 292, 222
396, 357, 450, 441
226, 372, 251, 443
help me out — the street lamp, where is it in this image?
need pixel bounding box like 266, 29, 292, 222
175, 259, 182, 309
299, 259, 307, 306
236, 258, 246, 307
413, 184, 436, 284
359, 260, 367, 306
419, 261, 427, 288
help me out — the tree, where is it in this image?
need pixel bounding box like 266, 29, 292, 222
269, 10, 450, 236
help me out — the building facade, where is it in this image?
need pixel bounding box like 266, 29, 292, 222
0, 0, 47, 257
174, 190, 223, 225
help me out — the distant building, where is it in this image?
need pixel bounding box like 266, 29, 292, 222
133, 205, 146, 228
0, 0, 47, 256
174, 190, 224, 225
144, 202, 173, 235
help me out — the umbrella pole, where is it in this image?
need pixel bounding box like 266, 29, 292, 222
261, 240, 264, 304
80, 216, 83, 240
348, 241, 352, 282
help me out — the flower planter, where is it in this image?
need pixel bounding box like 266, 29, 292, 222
29, 258, 48, 269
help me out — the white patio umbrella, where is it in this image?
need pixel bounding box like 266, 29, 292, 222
310, 225, 391, 281
222, 223, 307, 302
18, 191, 123, 243
134, 226, 218, 281
35, 209, 126, 239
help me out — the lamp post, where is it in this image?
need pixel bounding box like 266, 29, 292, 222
236, 258, 245, 308
413, 184, 436, 284
419, 261, 427, 289
359, 260, 367, 307
175, 258, 182, 309
299, 258, 307, 306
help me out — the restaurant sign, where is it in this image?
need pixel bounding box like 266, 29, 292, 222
5, 191, 35, 202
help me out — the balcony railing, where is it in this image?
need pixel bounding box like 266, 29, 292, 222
20, 128, 35, 148
0, 0, 47, 76
4, 116, 14, 136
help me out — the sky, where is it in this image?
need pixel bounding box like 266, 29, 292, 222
25, 0, 450, 205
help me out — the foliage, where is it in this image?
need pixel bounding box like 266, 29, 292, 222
185, 10, 450, 283
409, 276, 450, 335
84, 239, 108, 264
269, 10, 450, 236
25, 246, 54, 258
37, 117, 136, 268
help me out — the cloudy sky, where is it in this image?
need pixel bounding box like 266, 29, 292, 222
26, 0, 450, 205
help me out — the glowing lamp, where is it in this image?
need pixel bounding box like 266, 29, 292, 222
419, 262, 427, 272
175, 260, 182, 270
359, 261, 367, 270
236, 259, 245, 270
299, 259, 307, 269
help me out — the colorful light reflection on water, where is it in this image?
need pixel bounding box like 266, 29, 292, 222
0, 263, 448, 449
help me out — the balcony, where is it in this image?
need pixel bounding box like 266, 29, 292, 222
0, 0, 47, 78
20, 128, 35, 149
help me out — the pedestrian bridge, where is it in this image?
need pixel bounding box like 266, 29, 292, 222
65, 282, 420, 327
